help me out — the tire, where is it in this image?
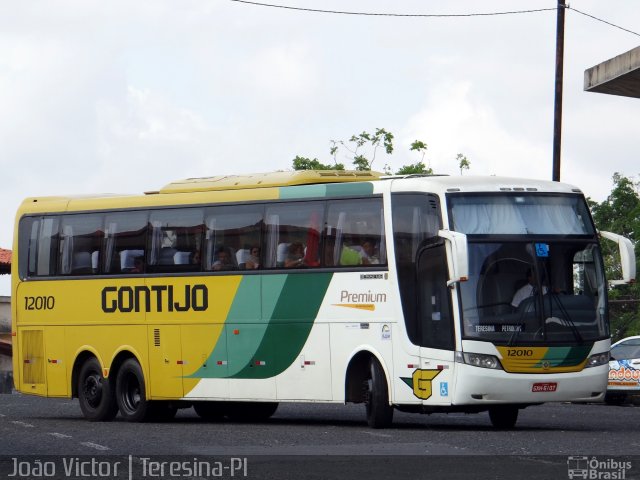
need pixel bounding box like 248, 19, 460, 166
116, 359, 150, 422
77, 357, 118, 422
225, 402, 279, 422
489, 406, 519, 429
193, 402, 226, 421
364, 358, 394, 428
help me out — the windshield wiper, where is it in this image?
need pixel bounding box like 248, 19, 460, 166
544, 293, 584, 344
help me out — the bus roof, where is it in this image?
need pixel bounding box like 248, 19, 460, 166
156, 170, 383, 194
15, 172, 585, 217
386, 175, 583, 196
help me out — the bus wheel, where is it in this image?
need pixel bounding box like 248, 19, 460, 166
193, 402, 226, 421
77, 357, 118, 422
116, 359, 150, 422
364, 359, 394, 429
226, 402, 279, 422
489, 406, 519, 429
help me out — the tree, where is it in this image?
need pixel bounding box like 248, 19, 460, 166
590, 174, 640, 290
330, 128, 394, 171
590, 173, 640, 340
292, 128, 469, 176
292, 155, 344, 171
393, 141, 433, 175
457, 153, 470, 175
395, 162, 430, 175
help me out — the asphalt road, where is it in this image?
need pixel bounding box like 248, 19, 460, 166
0, 394, 638, 479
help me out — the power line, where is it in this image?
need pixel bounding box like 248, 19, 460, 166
566, 6, 640, 38
229, 0, 556, 18
229, 1, 640, 38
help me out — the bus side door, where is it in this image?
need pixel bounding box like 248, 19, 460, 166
416, 244, 456, 404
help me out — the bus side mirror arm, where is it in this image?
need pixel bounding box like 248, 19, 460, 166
599, 231, 636, 286
438, 230, 469, 287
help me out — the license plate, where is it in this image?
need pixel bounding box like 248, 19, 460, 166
532, 382, 557, 392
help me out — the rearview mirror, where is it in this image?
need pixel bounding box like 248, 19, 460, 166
599, 231, 636, 286
438, 230, 468, 287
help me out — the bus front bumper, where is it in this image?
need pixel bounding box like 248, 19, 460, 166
451, 363, 608, 405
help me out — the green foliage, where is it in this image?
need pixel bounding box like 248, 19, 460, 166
591, 173, 640, 240
395, 162, 431, 175
410, 140, 427, 152
611, 311, 640, 343
293, 128, 469, 176
591, 173, 640, 297
457, 153, 470, 175
336, 128, 395, 171
352, 155, 371, 171
292, 155, 344, 171
590, 173, 640, 337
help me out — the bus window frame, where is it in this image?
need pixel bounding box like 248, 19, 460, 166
16, 194, 390, 281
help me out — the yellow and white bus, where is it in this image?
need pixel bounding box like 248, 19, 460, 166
11, 171, 636, 428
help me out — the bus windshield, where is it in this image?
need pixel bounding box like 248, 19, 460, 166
449, 193, 607, 344
457, 241, 608, 344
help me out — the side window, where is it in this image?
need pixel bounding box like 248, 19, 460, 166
59, 214, 104, 275
325, 198, 386, 267
392, 193, 442, 346
204, 205, 263, 272
20, 216, 60, 278
264, 202, 324, 269
149, 208, 204, 273
392, 194, 441, 266
103, 211, 148, 274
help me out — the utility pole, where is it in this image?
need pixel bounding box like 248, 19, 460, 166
552, 0, 566, 182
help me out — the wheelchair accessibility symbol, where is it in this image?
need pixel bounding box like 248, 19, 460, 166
440, 382, 449, 397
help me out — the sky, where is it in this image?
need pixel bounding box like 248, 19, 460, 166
0, 0, 639, 295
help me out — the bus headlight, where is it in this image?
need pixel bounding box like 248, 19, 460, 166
585, 352, 609, 368
455, 351, 503, 370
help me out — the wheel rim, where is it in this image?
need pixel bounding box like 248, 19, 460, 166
83, 373, 103, 409
121, 372, 141, 413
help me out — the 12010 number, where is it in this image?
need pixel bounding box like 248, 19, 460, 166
24, 296, 55, 311
506, 349, 534, 357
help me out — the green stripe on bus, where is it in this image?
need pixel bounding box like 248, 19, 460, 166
230, 272, 333, 379
188, 273, 332, 379
225, 276, 281, 376
279, 182, 374, 199
537, 345, 592, 367
187, 276, 282, 378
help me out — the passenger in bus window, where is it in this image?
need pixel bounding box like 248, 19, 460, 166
339, 243, 362, 266
284, 242, 305, 268
212, 247, 235, 271
246, 246, 260, 269
131, 256, 144, 274
360, 238, 380, 265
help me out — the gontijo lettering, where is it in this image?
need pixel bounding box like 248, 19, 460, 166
101, 284, 208, 313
